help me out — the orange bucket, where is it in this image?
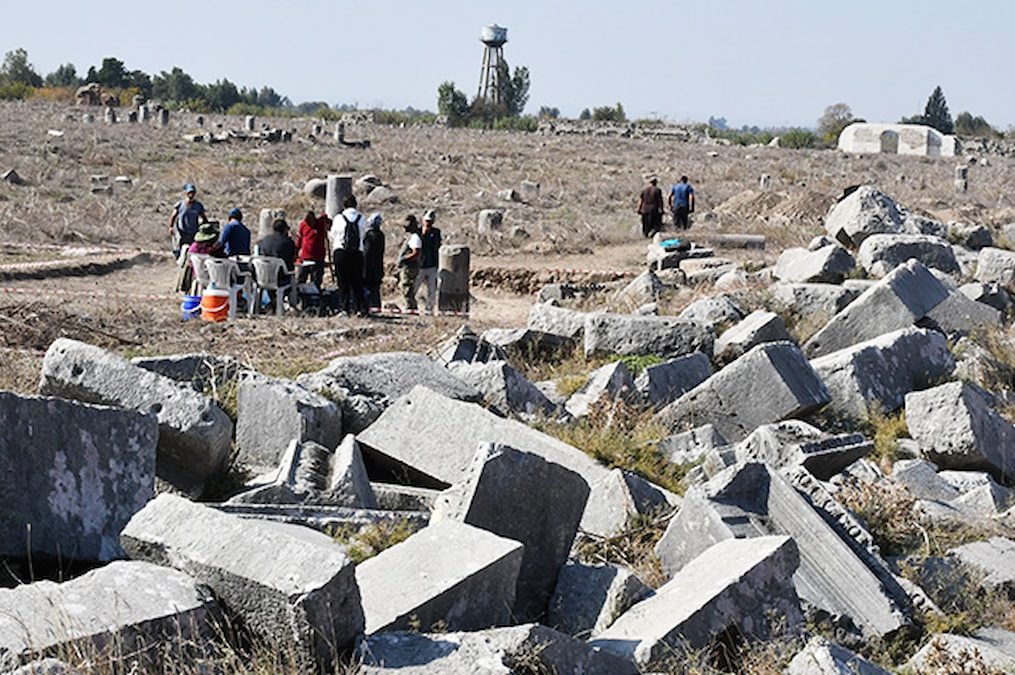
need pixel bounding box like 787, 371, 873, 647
201, 289, 230, 322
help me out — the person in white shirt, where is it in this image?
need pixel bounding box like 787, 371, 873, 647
330, 195, 368, 317
397, 215, 423, 310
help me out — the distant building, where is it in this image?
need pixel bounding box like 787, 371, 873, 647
837, 122, 958, 157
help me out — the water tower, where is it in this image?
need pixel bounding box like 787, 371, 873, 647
477, 24, 508, 105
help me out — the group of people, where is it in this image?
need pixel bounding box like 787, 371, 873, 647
169, 183, 444, 316
636, 175, 696, 238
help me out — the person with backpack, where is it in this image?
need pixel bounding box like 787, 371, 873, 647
412, 209, 442, 314
397, 215, 422, 311
330, 195, 367, 317
363, 212, 386, 312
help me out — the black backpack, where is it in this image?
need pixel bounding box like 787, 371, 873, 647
342, 214, 360, 251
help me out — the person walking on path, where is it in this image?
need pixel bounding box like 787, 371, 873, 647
168, 183, 208, 258
637, 175, 664, 238
218, 208, 252, 256
412, 209, 442, 314
668, 175, 696, 231
331, 195, 367, 317
295, 209, 329, 287
363, 212, 386, 311
398, 215, 422, 311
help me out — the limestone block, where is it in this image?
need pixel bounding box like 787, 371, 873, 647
654, 463, 911, 638
677, 293, 745, 327
611, 271, 663, 310
297, 351, 481, 433
907, 629, 1015, 673
803, 260, 950, 358
975, 247, 1015, 290
131, 352, 246, 393
949, 537, 1015, 596
634, 352, 713, 408
580, 469, 681, 537
355, 520, 523, 633
714, 309, 794, 361
959, 282, 1011, 313
823, 185, 905, 248
431, 443, 589, 621
547, 563, 652, 638
905, 381, 1015, 479
857, 233, 960, 278
235, 372, 342, 470
0, 392, 157, 561
657, 424, 728, 465
786, 636, 890, 675
357, 624, 638, 675
810, 326, 954, 420
890, 459, 961, 501
774, 245, 856, 284
565, 361, 635, 418
38, 338, 231, 497
527, 302, 587, 340
769, 282, 861, 318
121, 495, 363, 666
0, 561, 218, 672
583, 313, 713, 359
481, 327, 575, 362
450, 361, 556, 420
656, 342, 830, 442
591, 536, 802, 669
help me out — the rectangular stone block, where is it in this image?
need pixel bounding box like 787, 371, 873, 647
120, 494, 363, 668
0, 561, 218, 672
235, 372, 343, 470
38, 338, 232, 497
355, 520, 523, 634
634, 352, 713, 408
527, 302, 587, 340
655, 342, 830, 442
431, 443, 590, 622
591, 536, 801, 669
0, 391, 157, 561
583, 313, 713, 359
548, 562, 652, 638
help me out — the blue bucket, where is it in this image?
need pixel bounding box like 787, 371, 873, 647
181, 294, 202, 320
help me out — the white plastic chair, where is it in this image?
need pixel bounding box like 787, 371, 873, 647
250, 256, 294, 316
204, 258, 251, 319
188, 253, 211, 294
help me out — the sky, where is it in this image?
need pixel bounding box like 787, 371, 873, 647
4, 0, 1014, 129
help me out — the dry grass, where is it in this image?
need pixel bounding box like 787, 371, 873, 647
575, 509, 674, 589
867, 408, 910, 469
330, 519, 418, 564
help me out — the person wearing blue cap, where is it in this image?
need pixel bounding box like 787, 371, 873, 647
218, 207, 252, 257
168, 183, 208, 257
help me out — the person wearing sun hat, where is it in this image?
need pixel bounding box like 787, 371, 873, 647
187, 221, 223, 256
218, 207, 251, 257
168, 182, 208, 257
411, 209, 441, 314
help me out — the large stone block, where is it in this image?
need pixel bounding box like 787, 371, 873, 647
120, 494, 362, 667
810, 326, 955, 420
527, 302, 587, 340
714, 309, 794, 362
923, 287, 1002, 338
583, 313, 713, 359
823, 185, 905, 248
235, 372, 343, 470
770, 282, 861, 318
38, 338, 232, 497
775, 244, 856, 284
581, 468, 681, 537
450, 360, 556, 420
677, 293, 745, 328
297, 351, 481, 433
907, 628, 1015, 673
0, 392, 157, 561
431, 443, 589, 621
132, 352, 246, 393
857, 233, 960, 278
357, 624, 639, 675
949, 537, 1015, 596
786, 636, 890, 675
548, 562, 653, 640
0, 561, 218, 672
480, 327, 575, 362
355, 520, 523, 634
634, 352, 713, 408
611, 270, 664, 310
591, 536, 802, 669
803, 260, 950, 358
654, 462, 911, 638
656, 342, 830, 442
975, 246, 1015, 290
565, 360, 635, 418
657, 424, 728, 465
905, 381, 1015, 478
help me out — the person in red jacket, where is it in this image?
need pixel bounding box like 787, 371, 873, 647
295, 209, 330, 287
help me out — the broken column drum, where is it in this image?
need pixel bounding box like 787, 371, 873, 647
334, 122, 345, 142
438, 245, 470, 312
326, 174, 353, 219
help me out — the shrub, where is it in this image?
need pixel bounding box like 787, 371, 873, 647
779, 128, 820, 149
0, 82, 32, 101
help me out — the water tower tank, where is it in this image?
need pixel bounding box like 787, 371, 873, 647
480, 24, 508, 46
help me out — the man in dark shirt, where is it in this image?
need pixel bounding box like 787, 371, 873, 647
257, 219, 297, 269
219, 207, 252, 256
637, 176, 664, 238
412, 209, 442, 314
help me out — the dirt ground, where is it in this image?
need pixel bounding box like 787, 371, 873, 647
2, 99, 1014, 391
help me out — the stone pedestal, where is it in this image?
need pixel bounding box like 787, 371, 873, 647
955, 165, 969, 192
138, 105, 150, 122
104, 107, 116, 124
334, 122, 346, 142
245, 115, 256, 131
326, 174, 353, 219
157, 109, 169, 128
259, 208, 287, 240
438, 245, 470, 313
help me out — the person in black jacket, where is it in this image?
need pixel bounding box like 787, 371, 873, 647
256, 218, 297, 285
362, 212, 385, 311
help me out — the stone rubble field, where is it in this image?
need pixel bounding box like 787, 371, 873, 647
5, 102, 1015, 673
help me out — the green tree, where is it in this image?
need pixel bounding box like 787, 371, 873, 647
44, 63, 79, 87
0, 48, 42, 87
152, 67, 200, 103
437, 81, 469, 126
503, 65, 530, 117
817, 103, 856, 144
954, 111, 997, 138
915, 86, 953, 134
204, 78, 241, 111
591, 102, 626, 122
95, 57, 127, 88
125, 70, 152, 99
578, 108, 591, 120
538, 106, 560, 119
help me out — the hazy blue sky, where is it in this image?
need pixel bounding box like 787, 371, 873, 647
5, 0, 1013, 128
